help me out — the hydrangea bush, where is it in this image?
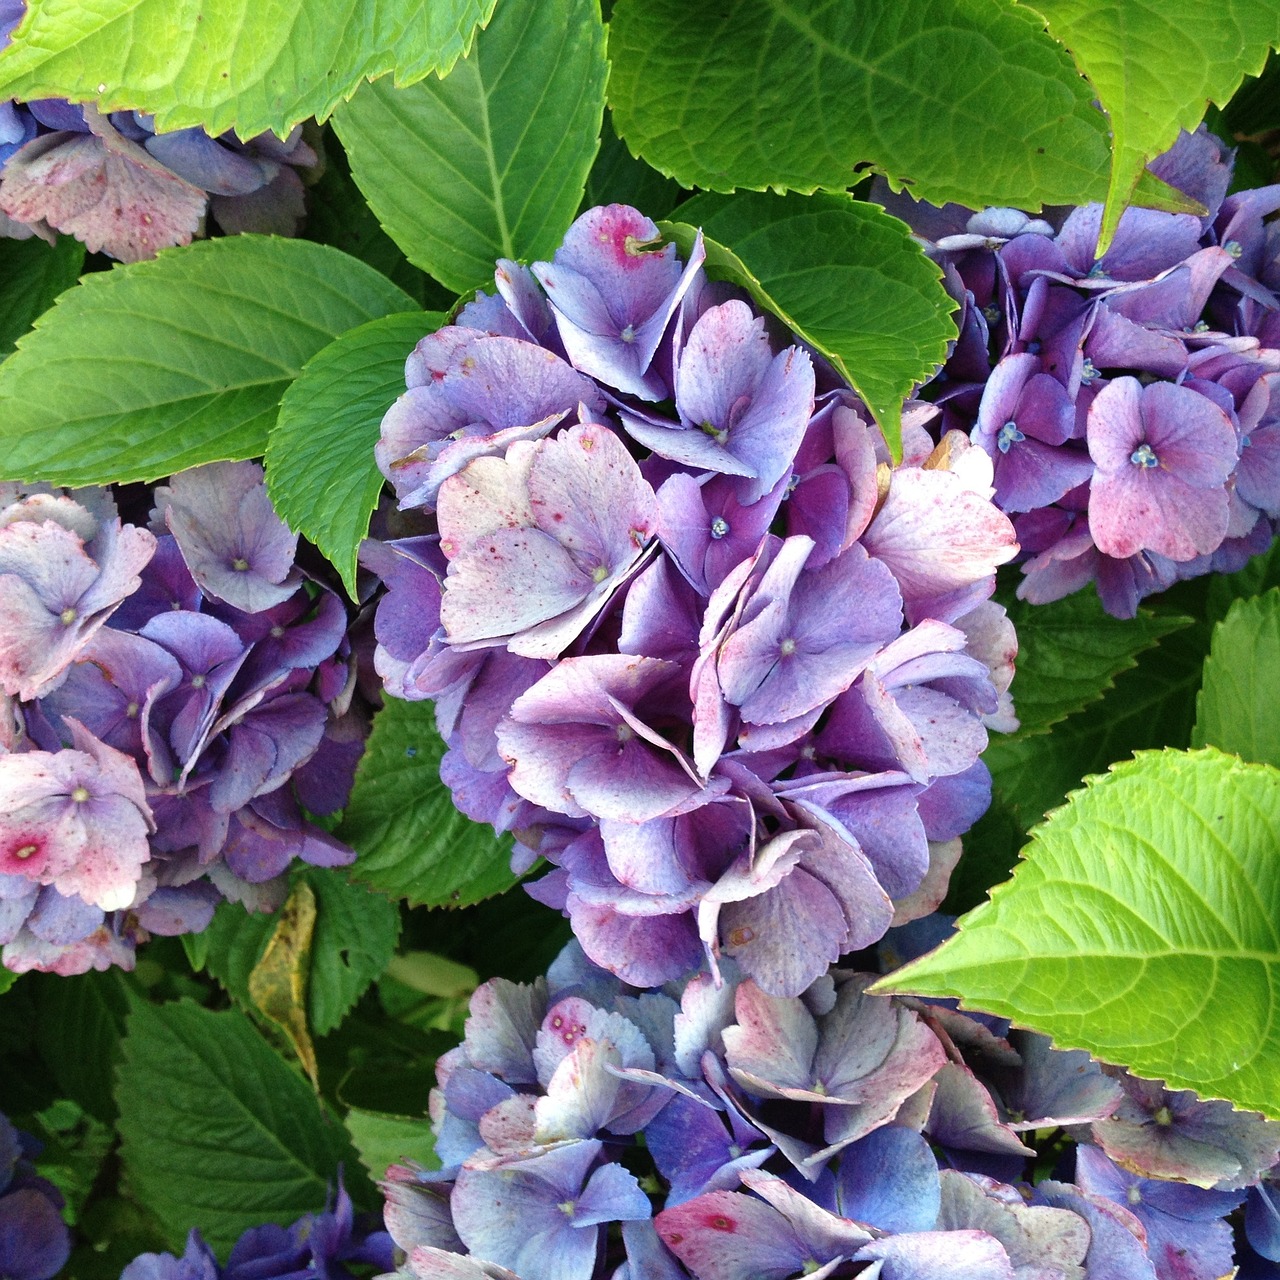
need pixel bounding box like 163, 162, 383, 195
0, 2, 1279, 1280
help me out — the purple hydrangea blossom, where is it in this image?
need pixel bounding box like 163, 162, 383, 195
0, 1112, 71, 1280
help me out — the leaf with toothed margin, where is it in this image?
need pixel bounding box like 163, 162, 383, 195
0, 0, 497, 138
877, 748, 1280, 1119
1021, 0, 1280, 254
267, 311, 441, 599
662, 192, 956, 460
0, 237, 414, 488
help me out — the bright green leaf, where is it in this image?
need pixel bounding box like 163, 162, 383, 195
1194, 588, 1280, 768
202, 868, 401, 1037
0, 235, 83, 358
116, 998, 359, 1253
266, 311, 439, 597
664, 192, 955, 453
1024, 0, 1280, 252
339, 698, 519, 909
334, 0, 608, 295
1004, 591, 1193, 737
344, 1107, 436, 1182
583, 113, 683, 221
0, 968, 16, 996
609, 0, 1116, 208
0, 236, 413, 488
878, 748, 1280, 1117
0, 0, 497, 138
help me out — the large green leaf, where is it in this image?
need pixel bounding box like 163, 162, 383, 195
1193, 589, 1280, 769
609, 0, 1116, 208
339, 698, 519, 909
0, 235, 83, 358
878, 748, 1280, 1118
1002, 591, 1193, 737
266, 311, 440, 598
116, 998, 359, 1253
334, 0, 608, 295
1025, 0, 1280, 252
34, 970, 129, 1122
199, 868, 402, 1037
665, 192, 956, 454
0, 0, 497, 138
583, 113, 683, 222
0, 237, 413, 488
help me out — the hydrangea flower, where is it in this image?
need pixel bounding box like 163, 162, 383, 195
0, 1112, 71, 1280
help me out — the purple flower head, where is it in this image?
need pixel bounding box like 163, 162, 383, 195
436, 423, 659, 657
378, 330, 606, 510
0, 1112, 71, 1280
120, 1230, 219, 1280
0, 718, 153, 910
972, 353, 1093, 512
532, 204, 706, 400
620, 299, 815, 502
154, 461, 299, 612
0, 495, 156, 700
1086, 376, 1238, 561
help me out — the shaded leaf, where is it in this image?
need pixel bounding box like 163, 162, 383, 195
0, 236, 414, 487
0, 234, 83, 357
878, 749, 1280, 1118
664, 191, 956, 454
0, 0, 497, 138
267, 311, 441, 597
116, 997, 360, 1253
583, 113, 683, 221
34, 969, 129, 1121
334, 0, 608, 294
339, 698, 519, 910
1193, 588, 1280, 768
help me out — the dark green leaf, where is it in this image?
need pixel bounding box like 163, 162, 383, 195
266, 311, 440, 597
0, 236, 414, 487
340, 698, 518, 909
879, 749, 1280, 1118
116, 998, 359, 1253
34, 969, 129, 1121
608, 0, 1114, 207
1193, 588, 1280, 768
664, 192, 956, 453
334, 0, 608, 295
201, 867, 401, 1037
0, 235, 83, 357
0, 0, 497, 138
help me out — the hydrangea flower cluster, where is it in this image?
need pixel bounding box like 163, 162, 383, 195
0, 0, 315, 261
898, 128, 1280, 617
0, 1110, 71, 1280
122, 1176, 394, 1280
380, 939, 1280, 1280
0, 460, 364, 976
367, 203, 1019, 1000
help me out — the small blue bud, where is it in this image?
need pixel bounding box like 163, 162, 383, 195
710, 516, 730, 540
1130, 443, 1159, 469
997, 421, 1025, 454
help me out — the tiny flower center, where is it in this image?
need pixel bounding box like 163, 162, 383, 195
591, 564, 610, 584
1080, 357, 1099, 384
1154, 1106, 1174, 1126
270, 625, 285, 638
779, 637, 797, 656
60, 607, 77, 625
997, 421, 1025, 454
982, 303, 1002, 325
558, 1199, 576, 1218
619, 323, 637, 343
1225, 240, 1243, 259
1130, 443, 1159, 469
191, 674, 206, 689
710, 516, 730, 540
1127, 1185, 1143, 1205
616, 724, 634, 744
13, 844, 38, 860
700, 421, 728, 444
231, 557, 250, 572
71, 786, 91, 804
126, 701, 140, 718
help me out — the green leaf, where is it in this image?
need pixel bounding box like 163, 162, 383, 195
583, 113, 683, 221
345, 1107, 436, 1181
1024, 0, 1280, 253
339, 698, 519, 909
0, 0, 497, 138
266, 311, 440, 597
334, 0, 608, 295
663, 192, 955, 454
0, 235, 83, 358
34, 969, 129, 1121
1004, 591, 1193, 737
25, 1100, 113, 1227
0, 237, 414, 488
202, 867, 401, 1037
116, 998, 359, 1253
878, 748, 1280, 1118
608, 0, 1116, 209
1193, 589, 1280, 768
0, 968, 16, 996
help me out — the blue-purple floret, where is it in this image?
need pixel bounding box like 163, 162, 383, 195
386, 940, 1277, 1280
0, 462, 366, 976
888, 126, 1280, 617
368, 202, 1020, 1001
0, 1111, 71, 1280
